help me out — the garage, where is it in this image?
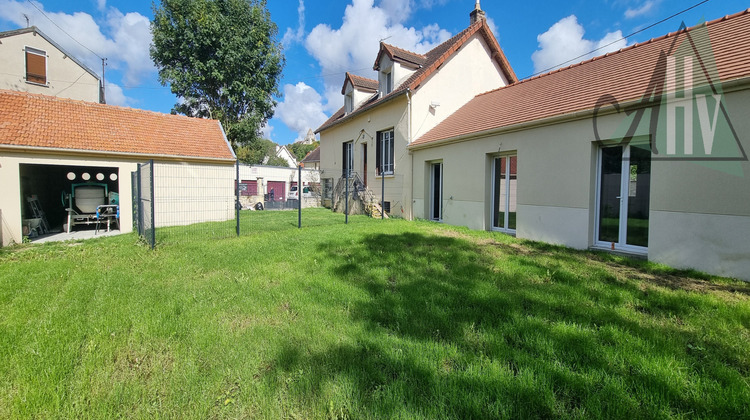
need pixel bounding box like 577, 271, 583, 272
19, 163, 120, 237
1, 90, 236, 246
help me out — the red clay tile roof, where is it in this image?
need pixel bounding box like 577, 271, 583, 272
412, 9, 750, 148
0, 90, 235, 161
316, 18, 516, 133
341, 72, 378, 95
374, 43, 427, 70
301, 146, 320, 163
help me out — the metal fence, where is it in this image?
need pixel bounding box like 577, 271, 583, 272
133, 160, 155, 249
131, 161, 405, 248
133, 161, 334, 247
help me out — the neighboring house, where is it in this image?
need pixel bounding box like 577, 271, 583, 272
0, 26, 102, 103
316, 2, 516, 218
0, 89, 235, 246
408, 10, 750, 280
265, 145, 297, 168
300, 146, 320, 170
237, 164, 320, 208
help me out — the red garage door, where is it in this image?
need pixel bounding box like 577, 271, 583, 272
267, 181, 285, 201
239, 180, 257, 196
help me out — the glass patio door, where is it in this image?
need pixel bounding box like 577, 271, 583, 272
492, 155, 517, 233
430, 162, 442, 221
597, 144, 651, 252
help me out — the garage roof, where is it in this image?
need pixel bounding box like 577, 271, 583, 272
0, 90, 236, 162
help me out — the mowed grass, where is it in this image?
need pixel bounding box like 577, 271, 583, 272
1, 208, 749, 419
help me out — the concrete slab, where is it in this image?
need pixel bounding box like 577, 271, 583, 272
31, 228, 124, 244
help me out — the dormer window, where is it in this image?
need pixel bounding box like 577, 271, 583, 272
383, 69, 393, 95
25, 47, 47, 85
345, 91, 353, 113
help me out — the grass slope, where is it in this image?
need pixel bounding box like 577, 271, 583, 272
1, 209, 748, 419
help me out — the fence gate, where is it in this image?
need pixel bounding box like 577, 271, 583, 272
133, 160, 155, 249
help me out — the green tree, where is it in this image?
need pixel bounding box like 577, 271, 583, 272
288, 141, 320, 161
150, 0, 284, 148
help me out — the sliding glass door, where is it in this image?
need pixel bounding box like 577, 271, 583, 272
597, 144, 651, 251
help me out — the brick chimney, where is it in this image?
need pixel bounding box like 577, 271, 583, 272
470, 0, 486, 24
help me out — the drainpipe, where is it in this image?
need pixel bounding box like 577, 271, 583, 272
407, 89, 413, 220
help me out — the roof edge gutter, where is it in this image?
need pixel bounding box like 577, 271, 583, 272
409, 76, 750, 151
0, 144, 237, 164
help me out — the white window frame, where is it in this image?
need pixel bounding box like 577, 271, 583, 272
344, 91, 353, 114
343, 141, 354, 178
593, 143, 649, 255
377, 129, 394, 176
24, 46, 48, 86
490, 154, 517, 234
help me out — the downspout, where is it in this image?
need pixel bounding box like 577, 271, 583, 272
407, 88, 413, 220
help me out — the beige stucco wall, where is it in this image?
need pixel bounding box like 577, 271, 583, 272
0, 31, 100, 102
320, 32, 509, 218
410, 86, 750, 280
152, 162, 235, 228
411, 33, 509, 139
320, 96, 412, 217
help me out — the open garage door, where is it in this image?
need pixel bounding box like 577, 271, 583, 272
19, 163, 120, 240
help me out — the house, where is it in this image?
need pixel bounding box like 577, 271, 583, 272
0, 89, 235, 246
408, 9, 750, 280
316, 2, 516, 217
267, 144, 297, 168
300, 146, 320, 170
0, 26, 102, 103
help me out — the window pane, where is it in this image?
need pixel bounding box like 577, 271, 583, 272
493, 157, 505, 229
626, 145, 650, 247
508, 156, 517, 230
598, 146, 622, 243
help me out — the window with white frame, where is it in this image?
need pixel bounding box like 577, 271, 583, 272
342, 141, 354, 178
380, 68, 393, 96
344, 91, 353, 113
25, 47, 47, 85
376, 129, 394, 175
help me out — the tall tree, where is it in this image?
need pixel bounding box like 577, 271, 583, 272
150, 0, 284, 148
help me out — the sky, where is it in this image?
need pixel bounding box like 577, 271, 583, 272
1, 0, 747, 145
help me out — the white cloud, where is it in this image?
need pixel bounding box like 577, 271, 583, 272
282, 0, 306, 47
96, 0, 107, 12
0, 0, 154, 96
304, 0, 451, 112
625, 1, 656, 19
260, 122, 274, 140
531, 15, 628, 74
275, 82, 328, 141
105, 9, 154, 85
104, 82, 129, 107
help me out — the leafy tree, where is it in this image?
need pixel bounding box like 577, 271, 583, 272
288, 141, 320, 161
235, 138, 291, 166
150, 0, 284, 148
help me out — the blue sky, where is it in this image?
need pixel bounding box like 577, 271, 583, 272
1, 0, 747, 144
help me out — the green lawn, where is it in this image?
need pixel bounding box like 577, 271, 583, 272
1, 209, 748, 419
